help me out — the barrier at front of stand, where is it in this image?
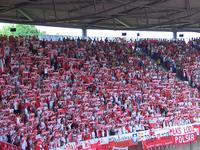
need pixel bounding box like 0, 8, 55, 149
141, 124, 197, 150
0, 141, 22, 150
61, 123, 200, 150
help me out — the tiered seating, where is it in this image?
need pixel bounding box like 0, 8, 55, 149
140, 39, 200, 90
0, 36, 199, 149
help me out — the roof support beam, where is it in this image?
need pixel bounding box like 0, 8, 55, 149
86, 18, 108, 26
114, 18, 130, 28
68, 3, 95, 13
113, 0, 127, 4
0, 2, 31, 14
185, 0, 192, 15
17, 9, 34, 21
173, 31, 177, 40
93, 0, 97, 11
47, 0, 138, 23
52, 0, 57, 20
128, 9, 200, 30
145, 8, 149, 25
82, 27, 87, 38
158, 11, 182, 19
120, 0, 170, 14
177, 20, 200, 29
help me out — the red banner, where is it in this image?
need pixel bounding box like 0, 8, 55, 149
174, 133, 197, 144
171, 124, 197, 145
65, 124, 200, 150
0, 141, 21, 150
111, 139, 137, 148
142, 136, 174, 150
193, 124, 200, 137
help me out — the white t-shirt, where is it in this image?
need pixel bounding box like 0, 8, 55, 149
118, 128, 123, 135
21, 140, 27, 150
14, 101, 19, 110
0, 59, 4, 69
6, 46, 10, 54
44, 67, 48, 74
16, 117, 20, 124
91, 132, 95, 139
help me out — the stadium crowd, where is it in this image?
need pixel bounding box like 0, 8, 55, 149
139, 39, 200, 90
0, 36, 200, 150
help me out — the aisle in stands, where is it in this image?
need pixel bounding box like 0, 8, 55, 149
139, 39, 200, 90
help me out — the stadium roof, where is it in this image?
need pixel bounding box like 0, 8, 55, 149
0, 0, 200, 32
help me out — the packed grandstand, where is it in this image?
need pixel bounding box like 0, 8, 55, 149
0, 35, 200, 150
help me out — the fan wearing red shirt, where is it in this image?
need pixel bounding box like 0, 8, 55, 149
97, 130, 102, 138
34, 100, 40, 109
125, 125, 131, 133
0, 87, 2, 101
0, 47, 5, 58
34, 145, 41, 150
85, 132, 91, 140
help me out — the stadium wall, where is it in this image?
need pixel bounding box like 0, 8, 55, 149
58, 123, 200, 150
130, 138, 200, 150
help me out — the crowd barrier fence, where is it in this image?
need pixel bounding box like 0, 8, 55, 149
56, 122, 200, 150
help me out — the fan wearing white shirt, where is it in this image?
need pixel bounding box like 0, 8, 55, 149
44, 67, 48, 78
13, 100, 19, 114
21, 138, 27, 150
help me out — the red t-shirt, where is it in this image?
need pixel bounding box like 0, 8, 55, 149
0, 48, 4, 57
35, 100, 40, 108
34, 145, 40, 150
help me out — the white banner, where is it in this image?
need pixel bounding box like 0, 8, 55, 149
81, 140, 91, 149
132, 133, 138, 143
63, 142, 77, 150
113, 147, 128, 150
59, 123, 200, 150
109, 133, 132, 142
99, 137, 109, 145
170, 124, 195, 136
